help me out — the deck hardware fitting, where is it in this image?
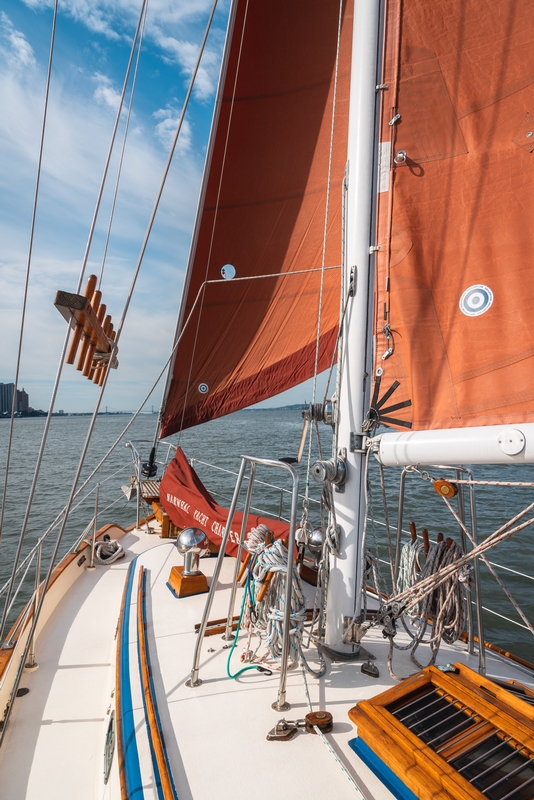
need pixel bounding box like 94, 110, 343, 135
305, 711, 333, 733
361, 660, 379, 678
267, 719, 306, 741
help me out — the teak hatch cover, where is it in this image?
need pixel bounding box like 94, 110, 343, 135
349, 663, 534, 800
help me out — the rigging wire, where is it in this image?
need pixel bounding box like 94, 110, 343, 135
0, 1, 224, 742
0, 0, 150, 643
74, 0, 149, 294
98, 0, 149, 291
0, 0, 59, 551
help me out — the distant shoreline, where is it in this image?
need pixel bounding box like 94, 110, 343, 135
0, 405, 306, 418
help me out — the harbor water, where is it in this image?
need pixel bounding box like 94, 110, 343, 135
0, 410, 533, 661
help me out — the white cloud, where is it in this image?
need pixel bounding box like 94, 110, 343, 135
152, 34, 221, 101
92, 72, 121, 110
153, 105, 192, 152
0, 12, 36, 70
19, 1, 225, 101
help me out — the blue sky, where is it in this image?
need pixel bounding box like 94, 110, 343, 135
0, 0, 328, 416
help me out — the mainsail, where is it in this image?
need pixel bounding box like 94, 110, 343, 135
160, 0, 353, 437
374, 0, 534, 431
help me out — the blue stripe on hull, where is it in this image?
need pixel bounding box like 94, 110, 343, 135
119, 557, 145, 798
348, 737, 418, 800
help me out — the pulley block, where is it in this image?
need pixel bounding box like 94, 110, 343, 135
305, 711, 333, 734
433, 479, 458, 498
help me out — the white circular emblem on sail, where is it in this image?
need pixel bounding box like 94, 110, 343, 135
198, 383, 209, 394
459, 285, 493, 316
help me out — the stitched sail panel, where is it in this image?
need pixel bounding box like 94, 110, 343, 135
374, 0, 534, 430
160, 0, 352, 437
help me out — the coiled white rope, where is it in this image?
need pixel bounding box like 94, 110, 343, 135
387, 539, 467, 678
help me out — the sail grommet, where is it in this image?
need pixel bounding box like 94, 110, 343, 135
221, 264, 236, 280
198, 383, 209, 394
433, 479, 458, 498
394, 149, 407, 165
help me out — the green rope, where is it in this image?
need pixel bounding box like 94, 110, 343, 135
226, 577, 271, 679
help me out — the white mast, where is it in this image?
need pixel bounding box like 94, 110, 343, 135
325, 0, 382, 653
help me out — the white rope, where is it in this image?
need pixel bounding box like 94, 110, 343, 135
441, 495, 534, 637
301, 667, 364, 796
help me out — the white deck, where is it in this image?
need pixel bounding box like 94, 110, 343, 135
0, 525, 532, 799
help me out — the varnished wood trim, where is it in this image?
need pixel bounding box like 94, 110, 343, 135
137, 566, 177, 799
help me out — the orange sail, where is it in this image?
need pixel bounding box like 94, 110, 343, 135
374, 0, 534, 431
160, 0, 353, 437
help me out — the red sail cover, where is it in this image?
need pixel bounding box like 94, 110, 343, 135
160, 0, 353, 437
159, 448, 288, 557
374, 0, 534, 430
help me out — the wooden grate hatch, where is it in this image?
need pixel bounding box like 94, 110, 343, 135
350, 664, 534, 800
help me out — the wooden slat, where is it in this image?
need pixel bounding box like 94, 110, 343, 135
66, 274, 97, 364
137, 566, 177, 799
55, 289, 111, 354
351, 708, 453, 800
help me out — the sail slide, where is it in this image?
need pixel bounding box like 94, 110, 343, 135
159, 448, 288, 556
160, 0, 353, 437
373, 0, 534, 432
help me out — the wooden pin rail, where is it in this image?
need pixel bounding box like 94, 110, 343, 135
54, 274, 118, 382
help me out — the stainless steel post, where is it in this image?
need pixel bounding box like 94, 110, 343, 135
272, 462, 299, 712
87, 483, 100, 570
455, 469, 474, 654
187, 458, 248, 687
25, 545, 41, 670
468, 476, 486, 674
394, 468, 408, 588
223, 462, 256, 640
187, 456, 299, 707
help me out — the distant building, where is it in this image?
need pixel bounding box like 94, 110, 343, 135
0, 383, 14, 414
0, 383, 31, 414
17, 389, 29, 413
